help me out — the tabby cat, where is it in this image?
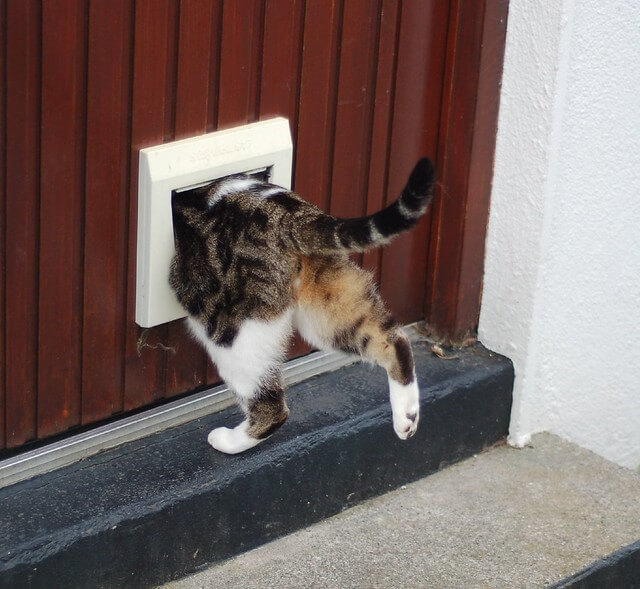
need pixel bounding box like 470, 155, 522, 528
169, 157, 435, 454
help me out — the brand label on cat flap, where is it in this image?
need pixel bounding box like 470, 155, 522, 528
136, 118, 293, 328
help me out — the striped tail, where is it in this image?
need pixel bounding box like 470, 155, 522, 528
292, 158, 435, 254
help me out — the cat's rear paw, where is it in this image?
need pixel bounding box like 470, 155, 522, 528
389, 379, 420, 440
207, 423, 261, 454
393, 409, 419, 440
207, 427, 237, 453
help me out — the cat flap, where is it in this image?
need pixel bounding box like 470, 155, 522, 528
136, 118, 293, 328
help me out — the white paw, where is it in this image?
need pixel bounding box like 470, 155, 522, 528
393, 410, 419, 440
389, 378, 420, 440
207, 421, 261, 454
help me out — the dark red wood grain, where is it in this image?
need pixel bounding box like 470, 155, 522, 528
164, 0, 180, 143
329, 0, 379, 221
379, 0, 449, 324
206, 1, 224, 132
0, 0, 5, 449
425, 0, 509, 342
81, 0, 133, 424
259, 0, 304, 126
124, 0, 175, 411
294, 0, 343, 209
457, 0, 509, 335
217, 0, 264, 127
37, 0, 87, 438
362, 0, 400, 282
175, 0, 217, 138
4, 0, 40, 448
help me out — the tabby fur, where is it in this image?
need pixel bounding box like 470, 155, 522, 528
169, 158, 435, 453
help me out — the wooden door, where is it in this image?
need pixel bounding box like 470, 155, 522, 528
0, 0, 508, 450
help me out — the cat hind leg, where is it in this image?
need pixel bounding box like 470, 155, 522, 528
197, 311, 292, 454
295, 259, 419, 439
207, 374, 288, 454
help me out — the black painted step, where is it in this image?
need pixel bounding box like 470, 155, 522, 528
0, 340, 513, 589
552, 539, 640, 589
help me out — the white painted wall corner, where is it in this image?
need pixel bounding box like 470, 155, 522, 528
479, 0, 640, 469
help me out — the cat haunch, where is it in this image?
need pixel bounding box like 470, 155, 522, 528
170, 158, 435, 454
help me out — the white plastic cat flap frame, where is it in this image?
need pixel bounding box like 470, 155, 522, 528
136, 117, 293, 328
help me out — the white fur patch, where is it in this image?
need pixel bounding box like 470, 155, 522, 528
368, 220, 392, 245
188, 310, 293, 398
294, 305, 336, 350
262, 186, 289, 197
208, 177, 260, 205
389, 377, 420, 440
208, 420, 261, 454
190, 312, 293, 454
397, 198, 425, 219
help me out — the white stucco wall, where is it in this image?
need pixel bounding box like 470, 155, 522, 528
479, 0, 640, 469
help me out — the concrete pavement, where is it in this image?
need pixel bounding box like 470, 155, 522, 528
163, 433, 640, 588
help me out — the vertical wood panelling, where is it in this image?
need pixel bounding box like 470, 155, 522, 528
163, 0, 180, 143
124, 0, 175, 411
217, 0, 264, 127
294, 0, 343, 208
259, 0, 304, 124
81, 0, 132, 424
38, 0, 87, 438
362, 0, 400, 281
455, 0, 508, 337
379, 0, 448, 323
165, 0, 219, 397
2, 0, 504, 449
206, 1, 224, 132
0, 0, 5, 449
4, 0, 40, 447
175, 0, 218, 137
425, 0, 509, 342
329, 0, 379, 221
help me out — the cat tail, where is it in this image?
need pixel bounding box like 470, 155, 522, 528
290, 158, 435, 254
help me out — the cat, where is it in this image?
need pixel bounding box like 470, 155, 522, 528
169, 157, 435, 454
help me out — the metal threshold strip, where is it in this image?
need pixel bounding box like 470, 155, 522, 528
0, 324, 421, 490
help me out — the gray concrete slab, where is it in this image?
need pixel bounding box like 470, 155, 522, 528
163, 434, 640, 589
